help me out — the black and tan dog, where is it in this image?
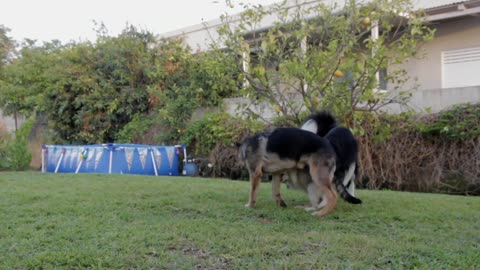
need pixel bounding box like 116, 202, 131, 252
301, 111, 361, 201
285, 111, 362, 209
237, 127, 338, 217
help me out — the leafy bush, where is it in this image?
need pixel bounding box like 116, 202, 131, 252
0, 118, 33, 171
181, 112, 265, 157
149, 43, 241, 144
180, 111, 264, 179
417, 103, 480, 140
116, 113, 157, 143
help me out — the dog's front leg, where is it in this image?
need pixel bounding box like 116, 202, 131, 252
309, 161, 337, 217
304, 183, 323, 211
272, 173, 287, 208
245, 168, 262, 208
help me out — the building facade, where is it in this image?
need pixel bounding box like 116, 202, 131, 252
160, 0, 480, 114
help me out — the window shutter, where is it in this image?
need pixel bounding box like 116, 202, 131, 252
442, 47, 480, 88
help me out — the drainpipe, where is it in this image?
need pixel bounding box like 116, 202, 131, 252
371, 20, 380, 88
301, 36, 308, 93
242, 42, 250, 88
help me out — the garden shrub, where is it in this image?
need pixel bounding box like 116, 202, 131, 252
181, 111, 265, 179
180, 105, 480, 195
116, 113, 157, 144
416, 103, 480, 140
0, 117, 33, 171
358, 104, 480, 195
0, 123, 11, 169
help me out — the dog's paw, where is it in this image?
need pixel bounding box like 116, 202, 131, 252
245, 203, 255, 208
311, 210, 330, 217
304, 206, 317, 212
311, 211, 325, 217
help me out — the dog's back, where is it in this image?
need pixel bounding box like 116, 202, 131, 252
237, 128, 336, 173
266, 128, 335, 162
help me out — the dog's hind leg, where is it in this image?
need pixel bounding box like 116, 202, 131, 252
272, 173, 287, 208
309, 161, 337, 217
335, 163, 361, 204
348, 180, 356, 197
245, 166, 263, 208
312, 183, 336, 217
344, 163, 356, 196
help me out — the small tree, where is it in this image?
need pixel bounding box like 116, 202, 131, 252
216, 0, 434, 127
147, 38, 241, 144
0, 25, 15, 69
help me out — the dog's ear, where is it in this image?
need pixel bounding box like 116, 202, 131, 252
233, 142, 242, 148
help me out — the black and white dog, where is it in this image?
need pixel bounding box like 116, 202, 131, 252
237, 127, 339, 217
291, 111, 362, 207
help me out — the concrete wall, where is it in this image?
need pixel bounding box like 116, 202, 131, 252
411, 85, 480, 112
0, 109, 25, 132
223, 97, 276, 120
383, 85, 480, 114
224, 86, 480, 118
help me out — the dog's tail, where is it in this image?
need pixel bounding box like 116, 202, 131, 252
336, 181, 362, 204
301, 111, 337, 137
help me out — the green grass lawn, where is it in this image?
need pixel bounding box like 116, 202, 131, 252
0, 172, 479, 269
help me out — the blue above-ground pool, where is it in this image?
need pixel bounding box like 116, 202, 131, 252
41, 143, 187, 176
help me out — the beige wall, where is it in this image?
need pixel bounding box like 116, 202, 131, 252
382, 16, 480, 113
396, 16, 480, 91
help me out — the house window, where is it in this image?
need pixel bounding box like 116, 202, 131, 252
442, 46, 480, 88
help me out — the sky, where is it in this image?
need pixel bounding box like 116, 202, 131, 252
2, 0, 279, 44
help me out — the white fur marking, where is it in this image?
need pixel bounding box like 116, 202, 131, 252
307, 183, 319, 207
343, 163, 356, 196
349, 180, 356, 196
300, 119, 318, 134
317, 195, 327, 209
330, 165, 336, 181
